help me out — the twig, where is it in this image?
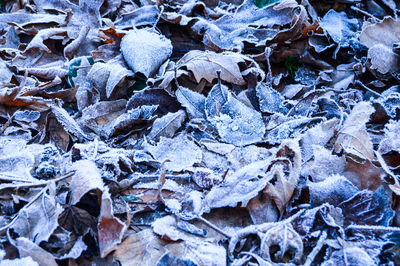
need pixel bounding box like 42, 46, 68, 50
196, 215, 232, 239
350, 6, 380, 21
354, 80, 381, 98
0, 171, 75, 191
304, 230, 328, 266
152, 5, 164, 30
346, 224, 400, 232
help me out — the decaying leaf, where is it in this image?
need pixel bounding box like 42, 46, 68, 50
263, 139, 301, 215
177, 50, 247, 85
144, 134, 202, 172
147, 110, 186, 140
2, 0, 400, 264
335, 102, 375, 160
360, 17, 400, 74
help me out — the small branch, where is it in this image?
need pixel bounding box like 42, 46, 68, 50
0, 171, 75, 191
346, 224, 400, 232
304, 230, 328, 266
197, 215, 232, 239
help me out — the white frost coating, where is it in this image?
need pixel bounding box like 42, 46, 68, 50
379, 119, 400, 154
165, 198, 182, 213
308, 174, 359, 207
302, 145, 345, 183
201, 140, 235, 155
0, 137, 38, 181
147, 110, 186, 140
144, 134, 202, 172
335, 101, 375, 160
209, 93, 265, 147
0, 256, 39, 266
203, 159, 272, 212
301, 118, 339, 162
121, 29, 172, 78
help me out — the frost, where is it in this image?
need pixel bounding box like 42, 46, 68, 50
300, 119, 339, 162
147, 110, 186, 140
322, 247, 375, 266
335, 102, 375, 160
144, 134, 202, 172
302, 145, 346, 182
308, 174, 359, 207
176, 87, 206, 119
256, 83, 287, 114
203, 159, 272, 211
208, 92, 265, 146
379, 119, 400, 154
13, 110, 41, 122
121, 29, 172, 78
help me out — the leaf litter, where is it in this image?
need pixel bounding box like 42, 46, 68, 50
1, 0, 400, 265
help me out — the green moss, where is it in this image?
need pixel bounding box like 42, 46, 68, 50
285, 56, 300, 78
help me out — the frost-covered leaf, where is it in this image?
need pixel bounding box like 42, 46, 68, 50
98, 189, 127, 258
205, 82, 229, 119
343, 157, 383, 191
335, 102, 375, 160
0, 59, 13, 84
106, 105, 158, 138
379, 119, 400, 154
320, 10, 358, 48
263, 140, 301, 215
256, 83, 287, 114
144, 134, 202, 172
24, 28, 67, 53
302, 145, 346, 182
338, 189, 394, 227
13, 110, 41, 123
87, 60, 133, 98
300, 119, 339, 162
204, 159, 272, 211
177, 50, 246, 85
176, 87, 206, 119
308, 174, 359, 207
121, 29, 172, 78
360, 17, 400, 74
113, 229, 166, 265
148, 110, 186, 140
265, 115, 322, 145
322, 247, 375, 266
12, 237, 57, 266
80, 99, 127, 135
70, 160, 104, 205
50, 105, 90, 142
260, 223, 303, 263
11, 189, 63, 244
126, 89, 181, 116
208, 91, 265, 146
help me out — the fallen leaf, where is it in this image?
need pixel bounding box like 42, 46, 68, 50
335, 102, 375, 160
177, 50, 246, 85
121, 29, 172, 78
360, 17, 400, 74
147, 110, 186, 140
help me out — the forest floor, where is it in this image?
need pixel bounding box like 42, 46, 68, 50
1, 0, 400, 265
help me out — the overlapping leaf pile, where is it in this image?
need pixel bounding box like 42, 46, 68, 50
1, 0, 400, 265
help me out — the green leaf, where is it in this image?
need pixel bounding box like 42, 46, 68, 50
253, 0, 280, 8
127, 79, 147, 97
122, 194, 141, 202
